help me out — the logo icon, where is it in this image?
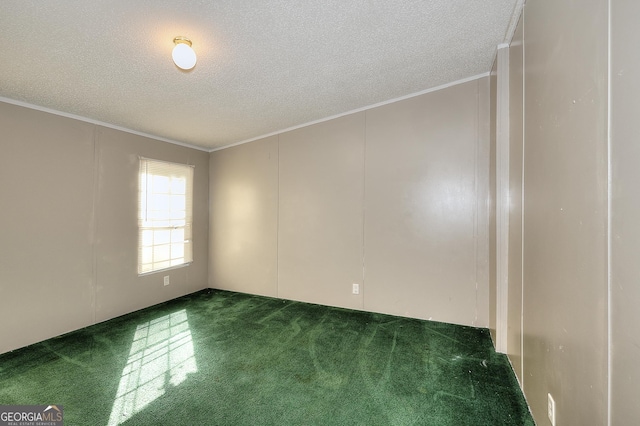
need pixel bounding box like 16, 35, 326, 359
0, 404, 64, 425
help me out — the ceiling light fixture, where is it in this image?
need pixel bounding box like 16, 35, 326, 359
172, 36, 197, 70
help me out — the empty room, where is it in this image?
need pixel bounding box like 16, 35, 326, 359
1, 0, 638, 425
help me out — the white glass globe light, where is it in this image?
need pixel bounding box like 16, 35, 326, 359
172, 39, 197, 70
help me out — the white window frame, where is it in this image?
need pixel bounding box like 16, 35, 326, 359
138, 157, 194, 275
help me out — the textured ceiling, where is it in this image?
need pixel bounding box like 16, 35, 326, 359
0, 1, 523, 151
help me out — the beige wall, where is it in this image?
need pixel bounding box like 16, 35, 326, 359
507, 15, 524, 385
611, 0, 640, 423
510, 0, 609, 424
0, 102, 209, 354
209, 136, 279, 297
93, 127, 209, 322
0, 105, 96, 353
209, 78, 490, 328
279, 113, 365, 310
364, 80, 488, 326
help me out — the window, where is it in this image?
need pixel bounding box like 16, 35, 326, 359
138, 158, 194, 274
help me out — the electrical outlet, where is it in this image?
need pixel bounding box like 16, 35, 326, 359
164, 276, 170, 286
547, 393, 556, 426
352, 283, 360, 295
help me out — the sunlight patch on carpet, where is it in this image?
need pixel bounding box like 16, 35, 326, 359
107, 309, 197, 426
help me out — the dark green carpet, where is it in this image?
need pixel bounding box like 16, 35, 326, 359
0, 289, 534, 425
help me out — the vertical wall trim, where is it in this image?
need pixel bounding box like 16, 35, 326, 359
361, 111, 367, 310
473, 79, 480, 326
473, 80, 478, 326
496, 45, 511, 353
606, 0, 612, 424
520, 8, 526, 386
504, 0, 526, 46
90, 126, 100, 326
276, 135, 281, 298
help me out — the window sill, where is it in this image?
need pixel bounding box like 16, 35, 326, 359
138, 262, 192, 277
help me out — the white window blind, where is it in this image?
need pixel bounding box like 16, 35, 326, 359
138, 158, 194, 274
